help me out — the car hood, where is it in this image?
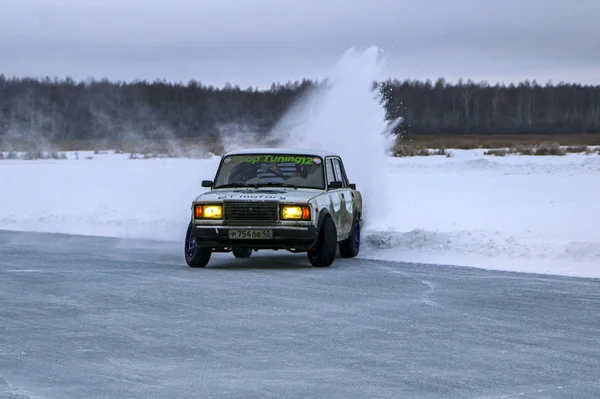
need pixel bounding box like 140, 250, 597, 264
195, 188, 321, 203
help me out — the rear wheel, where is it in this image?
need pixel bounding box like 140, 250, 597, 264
232, 247, 252, 258
184, 222, 211, 268
307, 216, 337, 267
339, 214, 360, 258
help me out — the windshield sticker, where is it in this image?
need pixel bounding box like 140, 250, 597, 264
241, 155, 320, 165
224, 157, 232, 163
313, 157, 321, 164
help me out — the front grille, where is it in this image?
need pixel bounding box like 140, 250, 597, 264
224, 201, 278, 223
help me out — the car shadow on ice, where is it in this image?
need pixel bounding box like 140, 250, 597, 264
200, 252, 327, 271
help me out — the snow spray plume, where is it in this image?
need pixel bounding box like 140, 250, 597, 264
269, 46, 401, 229
216, 122, 270, 154
2, 90, 57, 154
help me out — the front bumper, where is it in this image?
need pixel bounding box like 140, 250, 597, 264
192, 224, 319, 250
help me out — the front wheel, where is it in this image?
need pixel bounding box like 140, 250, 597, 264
307, 216, 337, 267
184, 222, 211, 268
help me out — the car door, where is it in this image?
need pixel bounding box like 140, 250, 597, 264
331, 157, 354, 238
326, 157, 353, 240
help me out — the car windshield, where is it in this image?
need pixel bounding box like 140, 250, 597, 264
213, 154, 325, 189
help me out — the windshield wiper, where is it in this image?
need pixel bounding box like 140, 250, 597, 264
260, 182, 298, 189
215, 182, 298, 189
214, 183, 259, 189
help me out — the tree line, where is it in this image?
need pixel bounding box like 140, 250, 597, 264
0, 74, 599, 143
381, 78, 600, 135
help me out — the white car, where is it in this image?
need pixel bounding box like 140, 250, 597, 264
184, 148, 363, 268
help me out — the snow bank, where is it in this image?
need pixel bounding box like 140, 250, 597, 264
1, 150, 599, 278
0, 151, 220, 242
360, 150, 600, 278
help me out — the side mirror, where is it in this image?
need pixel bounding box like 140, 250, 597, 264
328, 181, 343, 190
349, 183, 356, 190
201, 180, 213, 188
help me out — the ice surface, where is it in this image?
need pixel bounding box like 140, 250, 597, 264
1, 230, 599, 398
1, 149, 599, 278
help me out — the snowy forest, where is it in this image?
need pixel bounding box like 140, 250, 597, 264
0, 75, 599, 143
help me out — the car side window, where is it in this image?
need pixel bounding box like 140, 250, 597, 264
332, 158, 348, 187
325, 158, 336, 186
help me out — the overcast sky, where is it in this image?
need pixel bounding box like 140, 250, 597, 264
1, 0, 599, 88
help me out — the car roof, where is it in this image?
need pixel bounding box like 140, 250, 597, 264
222, 147, 340, 158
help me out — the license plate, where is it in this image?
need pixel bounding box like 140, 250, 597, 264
228, 229, 273, 239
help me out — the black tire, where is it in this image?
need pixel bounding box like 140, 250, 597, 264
184, 222, 212, 268
339, 214, 360, 258
232, 247, 252, 258
307, 215, 337, 267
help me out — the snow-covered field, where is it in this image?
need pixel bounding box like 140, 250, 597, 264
1, 148, 599, 279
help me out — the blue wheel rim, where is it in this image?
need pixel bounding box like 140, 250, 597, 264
353, 219, 360, 249
185, 224, 196, 258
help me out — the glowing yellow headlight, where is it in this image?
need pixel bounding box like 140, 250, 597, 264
194, 204, 223, 219
203, 205, 223, 219
281, 205, 311, 220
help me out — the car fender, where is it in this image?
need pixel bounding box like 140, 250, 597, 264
315, 207, 333, 231
308, 193, 339, 242
352, 190, 363, 220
